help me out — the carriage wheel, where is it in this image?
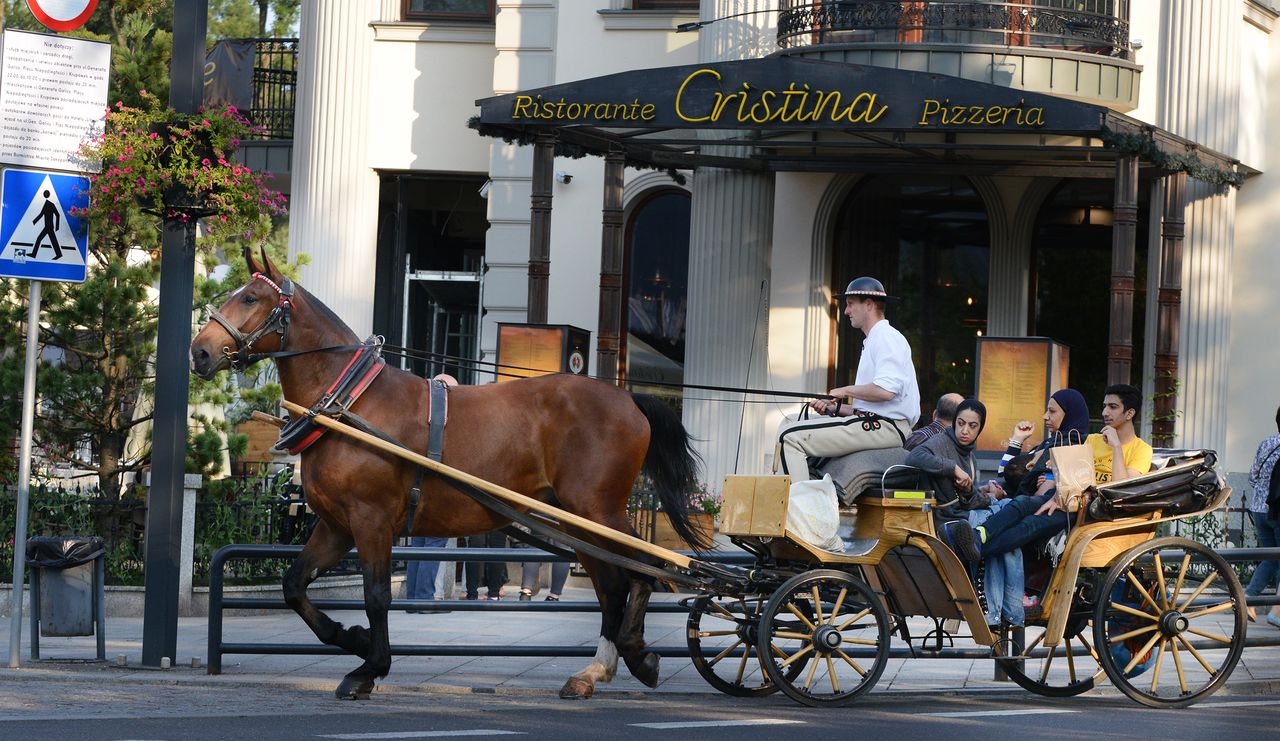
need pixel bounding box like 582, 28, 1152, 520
686, 594, 804, 697
995, 617, 1104, 697
1092, 537, 1246, 708
758, 570, 891, 707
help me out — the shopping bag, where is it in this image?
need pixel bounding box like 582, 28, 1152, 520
786, 474, 845, 552
1050, 440, 1095, 512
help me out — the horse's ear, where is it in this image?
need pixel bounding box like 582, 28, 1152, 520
244, 246, 264, 275
259, 247, 282, 281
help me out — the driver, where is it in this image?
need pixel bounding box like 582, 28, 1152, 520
774, 276, 921, 479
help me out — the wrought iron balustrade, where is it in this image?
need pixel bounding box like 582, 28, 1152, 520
777, 1, 1131, 58
247, 38, 298, 140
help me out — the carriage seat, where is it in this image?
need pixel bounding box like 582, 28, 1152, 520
818, 446, 914, 505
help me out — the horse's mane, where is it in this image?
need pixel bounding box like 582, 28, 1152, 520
296, 282, 361, 343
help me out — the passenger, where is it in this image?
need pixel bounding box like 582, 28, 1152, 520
1000, 388, 1091, 497
776, 276, 921, 479
904, 398, 991, 561
904, 392, 966, 451
964, 384, 1154, 562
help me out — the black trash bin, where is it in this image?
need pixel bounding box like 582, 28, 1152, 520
25, 536, 107, 660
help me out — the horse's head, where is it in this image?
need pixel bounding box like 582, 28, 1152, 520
191, 247, 294, 379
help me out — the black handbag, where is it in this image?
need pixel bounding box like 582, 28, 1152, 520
1086, 451, 1221, 522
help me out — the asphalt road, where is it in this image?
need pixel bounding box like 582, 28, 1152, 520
0, 680, 1272, 740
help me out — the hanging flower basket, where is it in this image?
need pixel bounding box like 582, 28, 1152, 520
78, 92, 286, 237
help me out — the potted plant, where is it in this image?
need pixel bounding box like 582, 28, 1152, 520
74, 91, 287, 238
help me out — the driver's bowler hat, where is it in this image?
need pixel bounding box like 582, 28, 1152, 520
834, 276, 896, 301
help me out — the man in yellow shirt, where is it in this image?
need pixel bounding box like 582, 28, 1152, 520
959, 384, 1153, 562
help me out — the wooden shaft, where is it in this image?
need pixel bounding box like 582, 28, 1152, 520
279, 399, 693, 569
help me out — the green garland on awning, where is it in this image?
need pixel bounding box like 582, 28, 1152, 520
467, 117, 687, 185
1100, 127, 1244, 188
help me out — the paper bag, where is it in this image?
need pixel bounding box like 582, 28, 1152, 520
1050, 442, 1095, 512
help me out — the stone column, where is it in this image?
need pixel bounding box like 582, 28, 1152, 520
1108, 155, 1139, 385
683, 2, 779, 487
596, 151, 626, 382
288, 0, 382, 335
178, 475, 202, 616
1154, 1, 1240, 453
528, 134, 556, 324
1153, 173, 1186, 448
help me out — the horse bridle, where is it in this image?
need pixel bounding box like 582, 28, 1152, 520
208, 272, 294, 372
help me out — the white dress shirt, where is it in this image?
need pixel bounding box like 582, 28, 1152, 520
853, 319, 921, 426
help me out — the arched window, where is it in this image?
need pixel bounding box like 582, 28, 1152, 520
832, 176, 990, 420
622, 190, 691, 403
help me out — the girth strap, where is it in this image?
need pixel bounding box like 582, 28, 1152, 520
404, 379, 450, 536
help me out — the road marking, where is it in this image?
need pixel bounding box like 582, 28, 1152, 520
1193, 700, 1280, 709
629, 719, 805, 729
924, 708, 1080, 719
318, 732, 524, 739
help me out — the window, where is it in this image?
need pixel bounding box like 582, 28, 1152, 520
832, 176, 990, 422
623, 190, 691, 402
403, 0, 495, 22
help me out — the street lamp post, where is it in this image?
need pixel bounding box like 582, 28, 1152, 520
141, 0, 209, 668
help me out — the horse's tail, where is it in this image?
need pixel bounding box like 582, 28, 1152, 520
631, 393, 713, 551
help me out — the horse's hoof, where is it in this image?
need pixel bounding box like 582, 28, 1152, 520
558, 676, 596, 700
632, 652, 661, 689
335, 676, 376, 700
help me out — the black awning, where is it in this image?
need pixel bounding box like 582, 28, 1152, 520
472, 55, 1239, 184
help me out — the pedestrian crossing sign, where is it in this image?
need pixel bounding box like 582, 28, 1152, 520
0, 168, 91, 283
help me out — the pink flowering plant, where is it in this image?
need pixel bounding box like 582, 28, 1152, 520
75, 91, 287, 241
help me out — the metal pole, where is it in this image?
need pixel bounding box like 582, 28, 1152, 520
142, 0, 208, 668
7, 280, 42, 668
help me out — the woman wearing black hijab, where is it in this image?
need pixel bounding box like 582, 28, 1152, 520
905, 398, 992, 561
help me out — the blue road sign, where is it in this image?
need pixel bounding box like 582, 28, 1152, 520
0, 168, 91, 283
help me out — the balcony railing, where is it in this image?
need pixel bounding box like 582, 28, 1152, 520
777, 1, 1132, 58
247, 38, 298, 140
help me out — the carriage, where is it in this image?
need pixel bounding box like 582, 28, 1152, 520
292, 404, 1244, 709
193, 253, 1245, 707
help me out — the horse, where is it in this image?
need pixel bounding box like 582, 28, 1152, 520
190, 249, 711, 700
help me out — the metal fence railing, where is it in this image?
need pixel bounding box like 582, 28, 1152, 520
205, 543, 1280, 676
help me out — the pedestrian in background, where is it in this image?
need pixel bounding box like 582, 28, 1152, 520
464, 529, 509, 600
1246, 405, 1280, 627
405, 535, 450, 613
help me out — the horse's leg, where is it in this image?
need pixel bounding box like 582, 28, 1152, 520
334, 527, 395, 700
616, 574, 661, 688
283, 520, 371, 658
559, 551, 629, 700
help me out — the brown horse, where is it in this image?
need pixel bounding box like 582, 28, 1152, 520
190, 250, 711, 700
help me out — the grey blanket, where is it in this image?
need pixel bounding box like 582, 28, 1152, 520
818, 447, 917, 506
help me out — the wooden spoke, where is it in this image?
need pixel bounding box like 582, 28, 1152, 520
708, 639, 743, 667
1170, 636, 1189, 695
1122, 632, 1163, 676
1125, 569, 1164, 614
1023, 630, 1047, 656
770, 643, 788, 660
1186, 627, 1233, 644
1039, 644, 1056, 683
1176, 634, 1216, 675
698, 630, 739, 638
734, 642, 752, 685
1078, 633, 1100, 661
774, 630, 815, 641
841, 637, 881, 646
1153, 552, 1169, 610
802, 650, 820, 690
834, 648, 868, 677
710, 602, 738, 621
1109, 623, 1160, 645
1176, 571, 1219, 612
1110, 601, 1161, 622
835, 607, 872, 632
1149, 639, 1167, 694
1065, 637, 1077, 683
826, 656, 841, 694
829, 587, 848, 625
811, 587, 825, 625
778, 643, 814, 669
787, 603, 817, 631
1183, 601, 1235, 621
1172, 553, 1192, 601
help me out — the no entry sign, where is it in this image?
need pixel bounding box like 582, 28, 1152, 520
26, 0, 99, 32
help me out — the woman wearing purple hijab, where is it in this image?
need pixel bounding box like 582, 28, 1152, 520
998, 388, 1090, 499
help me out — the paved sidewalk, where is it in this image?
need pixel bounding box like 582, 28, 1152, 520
3, 585, 1280, 700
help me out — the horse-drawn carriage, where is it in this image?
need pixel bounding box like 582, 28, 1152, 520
191, 251, 1245, 708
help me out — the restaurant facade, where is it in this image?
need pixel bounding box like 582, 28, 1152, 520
286, 1, 1280, 496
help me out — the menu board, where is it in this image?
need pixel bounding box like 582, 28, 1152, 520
975, 337, 1069, 452
495, 324, 565, 382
